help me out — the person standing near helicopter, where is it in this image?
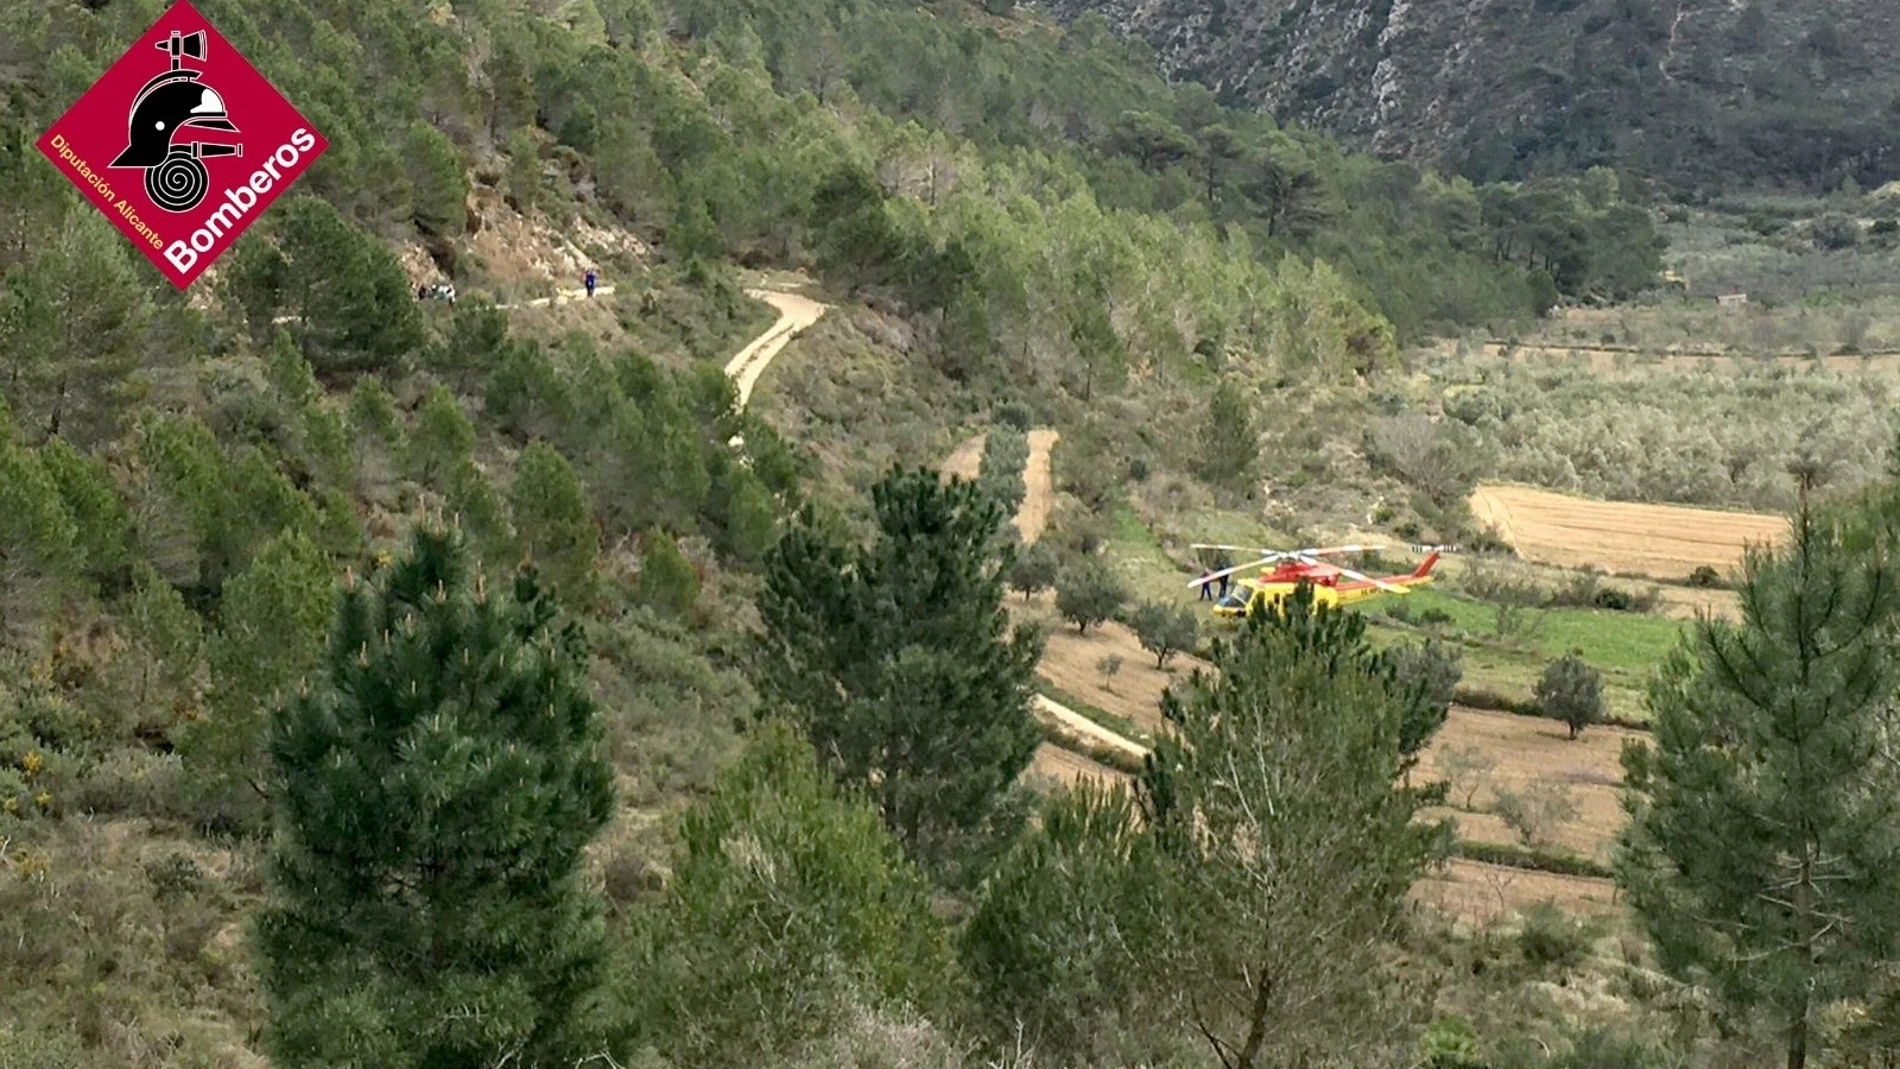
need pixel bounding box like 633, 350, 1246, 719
584, 267, 598, 298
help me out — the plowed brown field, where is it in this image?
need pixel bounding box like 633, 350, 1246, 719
1421, 707, 1639, 865
1470, 484, 1787, 581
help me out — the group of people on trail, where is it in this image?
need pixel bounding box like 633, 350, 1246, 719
1197, 569, 1232, 602
414, 270, 597, 305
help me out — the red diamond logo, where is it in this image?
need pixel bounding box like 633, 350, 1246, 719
35, 1, 329, 290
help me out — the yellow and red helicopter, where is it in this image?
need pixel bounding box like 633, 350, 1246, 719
1188, 543, 1445, 619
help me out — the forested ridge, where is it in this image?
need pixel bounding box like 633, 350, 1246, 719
13, 1, 1872, 1068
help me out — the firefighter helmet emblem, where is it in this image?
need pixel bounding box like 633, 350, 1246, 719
109, 30, 243, 212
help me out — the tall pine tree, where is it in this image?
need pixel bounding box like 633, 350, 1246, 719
1141, 588, 1443, 1069
258, 524, 615, 1069
758, 467, 1042, 882
185, 529, 334, 828
510, 441, 597, 602
1620, 501, 1900, 1069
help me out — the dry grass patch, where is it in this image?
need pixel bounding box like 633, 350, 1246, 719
1470, 483, 1788, 581
1414, 860, 1622, 927
1027, 743, 1129, 791
1420, 707, 1641, 864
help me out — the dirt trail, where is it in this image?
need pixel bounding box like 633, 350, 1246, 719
942, 434, 984, 481
509, 284, 617, 310
1016, 430, 1059, 544
1034, 695, 1148, 760
986, 427, 1163, 755
1471, 483, 1787, 581
941, 429, 1058, 544
725, 290, 830, 411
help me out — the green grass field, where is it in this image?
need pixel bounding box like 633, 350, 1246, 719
1370, 588, 1681, 722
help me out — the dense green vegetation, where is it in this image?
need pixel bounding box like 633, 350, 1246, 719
1432, 360, 1891, 513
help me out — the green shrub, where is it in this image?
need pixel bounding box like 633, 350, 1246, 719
1418, 1015, 1487, 1069
0, 1024, 87, 1069
1453, 839, 1612, 880
1517, 901, 1595, 970
1686, 564, 1725, 589
992, 402, 1032, 431
1536, 651, 1605, 740
1813, 213, 1862, 251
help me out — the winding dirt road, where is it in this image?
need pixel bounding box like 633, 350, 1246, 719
726, 290, 829, 411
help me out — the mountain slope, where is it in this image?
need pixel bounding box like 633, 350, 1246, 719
1030, 0, 1900, 191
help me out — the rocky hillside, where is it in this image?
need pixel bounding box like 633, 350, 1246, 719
1030, 0, 1900, 191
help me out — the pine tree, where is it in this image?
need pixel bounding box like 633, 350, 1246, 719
223, 233, 292, 345
0, 402, 80, 651
976, 428, 1030, 517
137, 413, 321, 597
1200, 379, 1258, 490
266, 330, 322, 408
0, 206, 151, 446
412, 386, 476, 491
258, 525, 615, 1069
1381, 636, 1462, 765
1620, 504, 1900, 1069
718, 467, 779, 564
758, 467, 1043, 881
623, 720, 958, 1066
963, 782, 1170, 1060
1141, 589, 1442, 1069
638, 527, 698, 615
510, 441, 597, 601
37, 436, 133, 591
428, 298, 513, 392
403, 121, 468, 239
117, 562, 204, 729
276, 196, 424, 375
185, 529, 334, 824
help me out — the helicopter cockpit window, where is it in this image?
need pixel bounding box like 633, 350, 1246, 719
1215, 591, 1248, 610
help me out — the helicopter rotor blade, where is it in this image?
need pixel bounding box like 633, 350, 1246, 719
1315, 557, 1409, 594
1190, 555, 1278, 588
